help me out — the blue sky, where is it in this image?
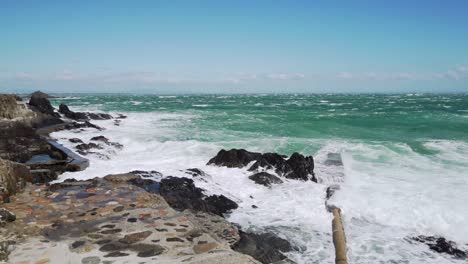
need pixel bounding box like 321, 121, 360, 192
1, 0, 468, 93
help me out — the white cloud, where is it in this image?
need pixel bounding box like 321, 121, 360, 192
266, 73, 305, 80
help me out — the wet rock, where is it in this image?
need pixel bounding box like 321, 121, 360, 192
91, 136, 123, 149
159, 177, 238, 216
69, 138, 84, 144
232, 231, 293, 264
117, 114, 127, 119
412, 235, 467, 259
207, 149, 263, 168
204, 195, 239, 216
119, 231, 152, 244
76, 143, 102, 152
248, 172, 283, 186
208, 149, 316, 182
88, 112, 113, 120
59, 104, 88, 120
28, 91, 57, 116
128, 177, 161, 193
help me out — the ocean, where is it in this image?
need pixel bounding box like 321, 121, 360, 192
49, 93, 468, 264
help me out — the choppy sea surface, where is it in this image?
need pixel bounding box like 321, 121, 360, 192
49, 94, 468, 264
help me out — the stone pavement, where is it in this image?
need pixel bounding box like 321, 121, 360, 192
0, 174, 259, 264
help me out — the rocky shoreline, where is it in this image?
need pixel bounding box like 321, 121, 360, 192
1, 92, 467, 263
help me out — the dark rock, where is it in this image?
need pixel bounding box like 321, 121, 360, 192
104, 251, 129, 257
0, 208, 16, 222
208, 149, 316, 182
130, 243, 165, 257
76, 143, 102, 152
249, 172, 283, 186
412, 235, 467, 259
128, 178, 160, 193
28, 91, 57, 116
99, 242, 127, 252
119, 231, 153, 244
69, 138, 83, 144
117, 114, 127, 119
232, 231, 293, 264
204, 195, 238, 216
186, 168, 206, 177
58, 103, 112, 120
284, 153, 316, 182
166, 237, 184, 242
130, 170, 162, 178
207, 149, 263, 168
127, 218, 138, 223
64, 121, 102, 130
71, 240, 86, 249
59, 104, 88, 120
91, 136, 123, 149
159, 177, 238, 216
88, 112, 113, 120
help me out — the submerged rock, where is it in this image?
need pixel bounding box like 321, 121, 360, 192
208, 149, 316, 182
232, 231, 293, 264
249, 172, 283, 186
412, 235, 467, 259
186, 168, 206, 177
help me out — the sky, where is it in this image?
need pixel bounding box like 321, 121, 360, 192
1, 0, 468, 94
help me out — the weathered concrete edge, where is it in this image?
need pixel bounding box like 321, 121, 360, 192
332, 208, 348, 264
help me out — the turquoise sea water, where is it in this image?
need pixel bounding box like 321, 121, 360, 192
51, 94, 468, 264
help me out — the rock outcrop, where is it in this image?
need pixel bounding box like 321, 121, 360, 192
208, 149, 317, 182
159, 177, 239, 216
0, 94, 34, 120
0, 159, 32, 203
28, 91, 58, 116
59, 103, 112, 120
